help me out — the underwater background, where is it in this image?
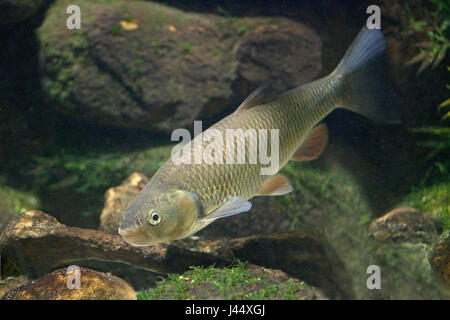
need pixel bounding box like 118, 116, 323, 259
0, 0, 448, 299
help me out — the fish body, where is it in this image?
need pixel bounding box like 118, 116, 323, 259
143, 76, 338, 217
119, 26, 399, 246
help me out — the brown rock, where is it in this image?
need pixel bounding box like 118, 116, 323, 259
0, 210, 230, 280
429, 232, 450, 287
0, 276, 28, 299
368, 207, 437, 243
2, 267, 136, 300
99, 172, 148, 234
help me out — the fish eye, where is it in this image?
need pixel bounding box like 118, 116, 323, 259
148, 210, 161, 225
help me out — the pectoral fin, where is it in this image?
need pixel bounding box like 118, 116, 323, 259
200, 197, 252, 222
291, 123, 328, 161
257, 174, 293, 196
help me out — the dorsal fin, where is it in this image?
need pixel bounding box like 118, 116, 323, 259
234, 84, 279, 113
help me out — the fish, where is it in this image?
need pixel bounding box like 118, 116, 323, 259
119, 26, 400, 246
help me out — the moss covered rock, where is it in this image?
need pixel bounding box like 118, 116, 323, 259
138, 262, 325, 300
38, 0, 321, 133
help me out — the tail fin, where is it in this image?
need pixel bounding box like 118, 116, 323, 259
332, 26, 401, 124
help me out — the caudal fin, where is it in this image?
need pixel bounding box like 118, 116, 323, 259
333, 26, 401, 124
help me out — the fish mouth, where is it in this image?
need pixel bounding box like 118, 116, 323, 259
118, 226, 157, 247
118, 208, 155, 246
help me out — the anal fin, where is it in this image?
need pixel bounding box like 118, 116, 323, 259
257, 174, 293, 196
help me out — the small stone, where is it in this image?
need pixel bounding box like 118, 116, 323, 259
99, 172, 148, 234
2, 267, 136, 300
368, 207, 437, 243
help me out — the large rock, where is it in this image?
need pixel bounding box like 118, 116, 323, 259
38, 0, 322, 132
2, 267, 136, 300
0, 210, 230, 280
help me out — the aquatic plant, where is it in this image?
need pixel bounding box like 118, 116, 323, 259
238, 25, 247, 36
411, 66, 450, 186
123, 14, 134, 23
216, 5, 231, 18
404, 182, 450, 233
407, 0, 449, 73
0, 182, 40, 216
40, 30, 88, 103
437, 67, 450, 121
110, 23, 122, 36
129, 58, 144, 80
151, 41, 160, 54
182, 42, 191, 55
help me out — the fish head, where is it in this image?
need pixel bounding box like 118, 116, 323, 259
118, 188, 200, 246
